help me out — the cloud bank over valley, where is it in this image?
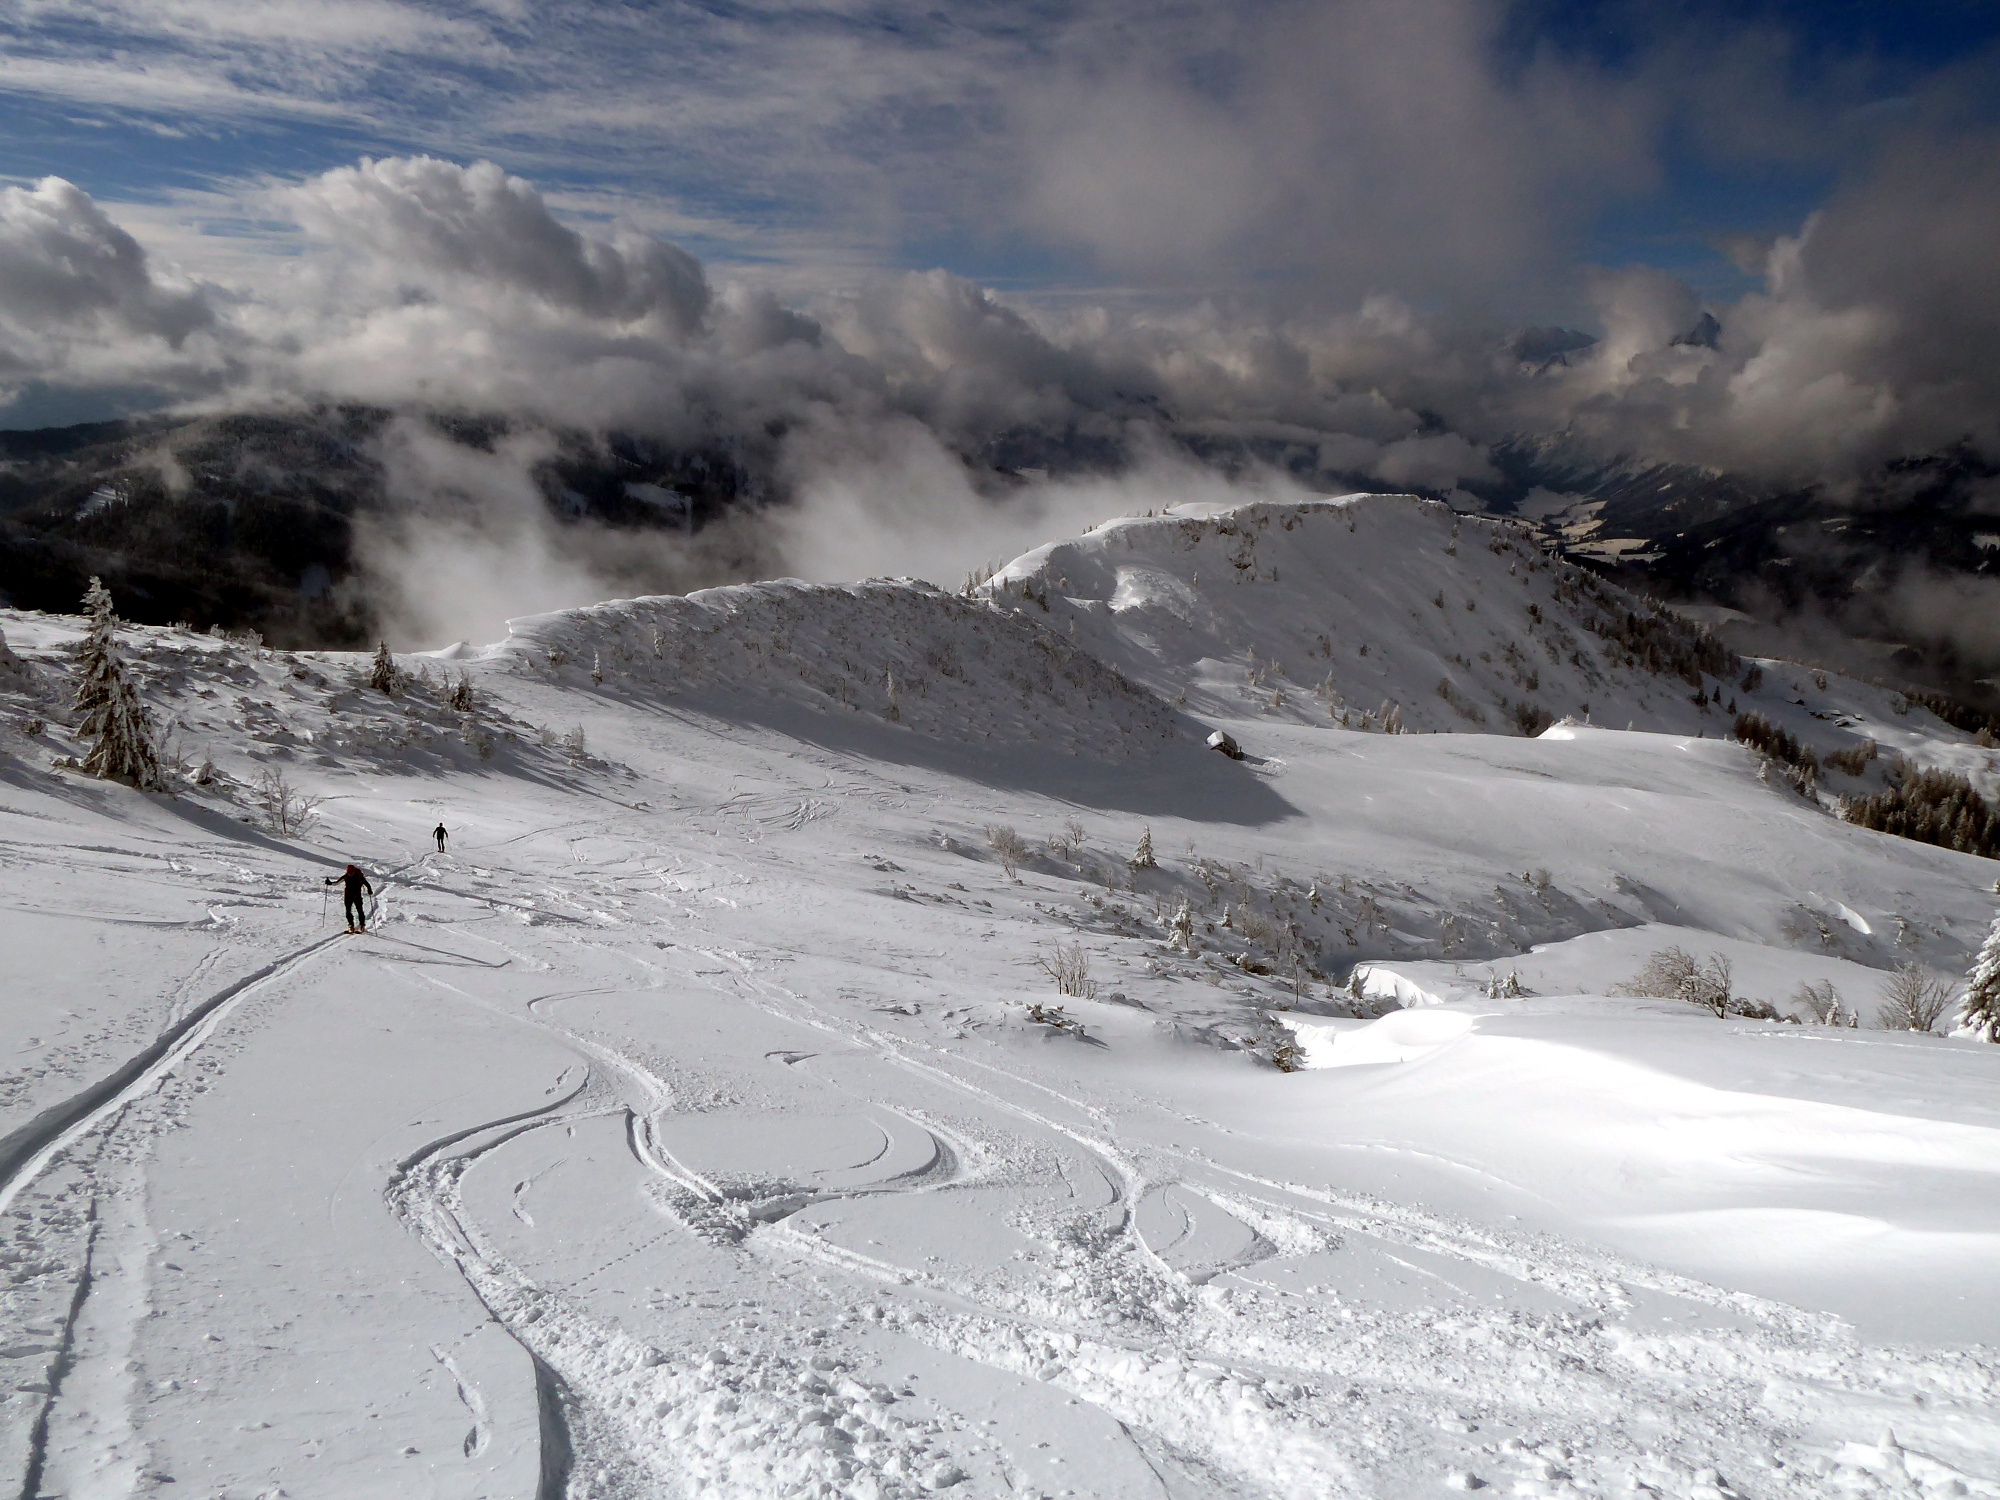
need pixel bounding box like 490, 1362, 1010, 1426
1, 2, 1997, 651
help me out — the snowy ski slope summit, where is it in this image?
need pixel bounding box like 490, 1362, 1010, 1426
985, 492, 1740, 734
2, 504, 2000, 1499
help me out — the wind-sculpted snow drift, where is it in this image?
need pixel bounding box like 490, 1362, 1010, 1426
1, 492, 1999, 1500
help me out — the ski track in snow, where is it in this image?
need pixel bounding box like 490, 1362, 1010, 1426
2, 494, 2000, 1498
370, 877, 2000, 1500
0, 934, 343, 1220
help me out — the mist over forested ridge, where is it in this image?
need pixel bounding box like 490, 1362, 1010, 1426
4, 393, 1997, 718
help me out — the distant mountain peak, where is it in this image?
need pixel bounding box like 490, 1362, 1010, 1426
1505, 326, 1598, 369
1672, 311, 1722, 349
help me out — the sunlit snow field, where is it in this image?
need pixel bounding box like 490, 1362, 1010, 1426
3, 495, 1998, 1499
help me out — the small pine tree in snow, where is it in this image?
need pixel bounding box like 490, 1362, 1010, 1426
368, 642, 400, 694
1167, 898, 1195, 954
1960, 911, 2000, 1042
591, 651, 604, 687
72, 578, 163, 790
1129, 826, 1156, 870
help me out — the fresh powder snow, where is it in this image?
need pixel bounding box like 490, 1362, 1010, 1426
1, 492, 1997, 1499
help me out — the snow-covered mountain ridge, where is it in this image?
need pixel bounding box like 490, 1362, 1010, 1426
983, 492, 1740, 735
490, 574, 1187, 764
1, 493, 1999, 1499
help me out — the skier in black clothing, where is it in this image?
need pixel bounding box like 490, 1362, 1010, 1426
433, 823, 448, 852
326, 863, 373, 933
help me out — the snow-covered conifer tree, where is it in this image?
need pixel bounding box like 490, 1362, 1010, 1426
368, 642, 400, 693
1168, 898, 1194, 953
1129, 826, 1157, 870
72, 578, 162, 790
1960, 910, 2000, 1042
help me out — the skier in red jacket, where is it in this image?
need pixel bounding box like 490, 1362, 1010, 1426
326, 864, 373, 933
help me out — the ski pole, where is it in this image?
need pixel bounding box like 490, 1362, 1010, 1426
321, 881, 328, 926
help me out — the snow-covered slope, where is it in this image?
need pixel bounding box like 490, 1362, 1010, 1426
491, 576, 1187, 762
3, 497, 2000, 1500
983, 492, 1747, 735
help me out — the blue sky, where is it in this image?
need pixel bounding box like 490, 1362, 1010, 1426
1, 0, 1993, 322
2, 0, 1998, 486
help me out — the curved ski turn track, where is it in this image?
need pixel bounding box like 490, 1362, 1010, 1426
4, 647, 2000, 1499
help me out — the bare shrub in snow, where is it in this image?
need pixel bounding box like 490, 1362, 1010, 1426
1823, 739, 1877, 777
1625, 946, 1734, 1017
1045, 817, 1088, 861
985, 824, 1028, 877
1033, 942, 1096, 999
560, 725, 588, 757
1876, 962, 1953, 1033
254, 767, 321, 837
1791, 979, 1854, 1027
0, 628, 38, 689
1234, 910, 1273, 946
